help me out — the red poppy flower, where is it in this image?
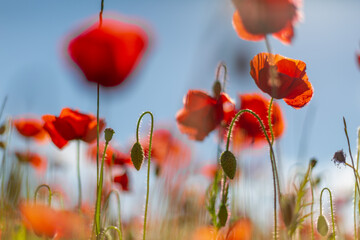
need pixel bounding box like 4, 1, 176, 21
357, 52, 360, 69
13, 118, 47, 142
42, 108, 105, 149
224, 93, 285, 151
67, 18, 148, 87
20, 203, 90, 239
15, 151, 47, 172
232, 0, 299, 44
176, 90, 235, 141
250, 53, 313, 108
87, 142, 131, 166
114, 171, 129, 191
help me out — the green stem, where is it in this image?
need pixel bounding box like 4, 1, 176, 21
355, 128, 360, 240
225, 109, 279, 239
135, 111, 154, 240
309, 169, 315, 240
77, 140, 82, 211
95, 141, 109, 236
26, 165, 29, 202
102, 190, 123, 240
103, 226, 122, 240
268, 98, 275, 144
34, 184, 52, 206
343, 117, 360, 193
99, 0, 104, 27
215, 62, 227, 91
320, 187, 336, 239
96, 83, 100, 184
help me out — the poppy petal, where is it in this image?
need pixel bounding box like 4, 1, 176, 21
232, 11, 265, 42
42, 115, 69, 149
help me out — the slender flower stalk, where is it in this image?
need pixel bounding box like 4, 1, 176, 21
320, 187, 336, 239
223, 109, 278, 239
102, 190, 123, 240
131, 111, 154, 240
309, 168, 315, 240
34, 184, 52, 206
95, 128, 114, 236
77, 140, 82, 210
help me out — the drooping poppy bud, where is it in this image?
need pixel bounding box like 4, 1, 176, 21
217, 204, 228, 227
131, 142, 144, 171
317, 215, 329, 236
220, 150, 236, 180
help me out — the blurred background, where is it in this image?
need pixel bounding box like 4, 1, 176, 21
1, 0, 360, 233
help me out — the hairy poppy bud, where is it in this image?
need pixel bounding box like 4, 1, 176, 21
310, 158, 317, 169
280, 194, 296, 227
212, 80, 221, 99
317, 215, 328, 236
220, 150, 236, 179
131, 142, 144, 171
104, 128, 115, 143
217, 204, 228, 227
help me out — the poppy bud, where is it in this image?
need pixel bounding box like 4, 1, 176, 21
0, 141, 5, 149
104, 128, 115, 143
131, 142, 144, 171
217, 204, 228, 227
0, 124, 6, 135
280, 194, 296, 227
220, 150, 236, 179
310, 158, 317, 169
317, 215, 328, 236
212, 80, 221, 99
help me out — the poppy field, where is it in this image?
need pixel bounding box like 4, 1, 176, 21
1, 0, 360, 239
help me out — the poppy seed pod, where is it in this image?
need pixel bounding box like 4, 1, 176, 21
212, 81, 222, 99
217, 204, 228, 227
131, 142, 144, 171
104, 128, 115, 143
317, 215, 329, 236
220, 150, 236, 179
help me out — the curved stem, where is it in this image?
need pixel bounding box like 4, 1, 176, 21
102, 190, 123, 240
320, 187, 336, 239
343, 117, 360, 193
215, 62, 227, 91
34, 184, 52, 206
225, 108, 279, 239
77, 140, 82, 211
103, 226, 122, 240
135, 111, 154, 240
95, 141, 109, 235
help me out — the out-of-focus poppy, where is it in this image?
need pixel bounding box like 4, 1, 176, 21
223, 218, 253, 240
224, 93, 285, 151
250, 53, 313, 108
20, 203, 90, 239
114, 171, 129, 191
191, 226, 218, 240
176, 90, 235, 141
42, 108, 105, 149
200, 164, 218, 179
357, 52, 360, 69
142, 129, 191, 170
232, 0, 299, 44
13, 118, 47, 142
15, 151, 47, 172
87, 142, 131, 166
67, 18, 148, 87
